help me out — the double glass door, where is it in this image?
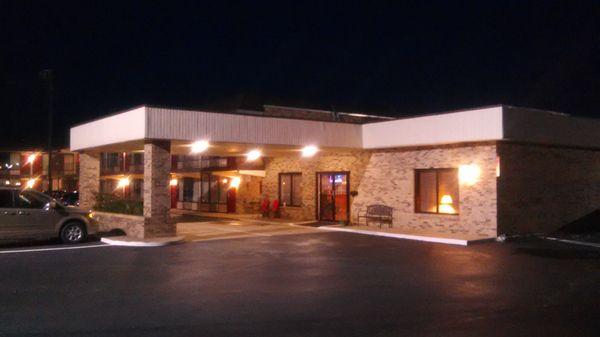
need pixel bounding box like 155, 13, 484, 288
317, 172, 349, 223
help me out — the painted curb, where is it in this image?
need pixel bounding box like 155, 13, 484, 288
543, 237, 600, 248
100, 236, 185, 247
317, 226, 493, 246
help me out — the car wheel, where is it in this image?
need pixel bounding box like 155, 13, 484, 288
60, 222, 87, 244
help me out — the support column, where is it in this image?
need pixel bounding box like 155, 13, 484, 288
143, 140, 175, 238
79, 152, 100, 210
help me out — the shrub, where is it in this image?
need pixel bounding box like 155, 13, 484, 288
94, 193, 143, 216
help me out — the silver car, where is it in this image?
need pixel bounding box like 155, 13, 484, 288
0, 187, 98, 244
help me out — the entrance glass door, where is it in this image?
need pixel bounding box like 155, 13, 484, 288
318, 172, 349, 223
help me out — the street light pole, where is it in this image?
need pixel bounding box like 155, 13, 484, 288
39, 69, 54, 192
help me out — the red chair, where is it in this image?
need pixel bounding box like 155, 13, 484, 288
261, 198, 270, 217
271, 199, 280, 218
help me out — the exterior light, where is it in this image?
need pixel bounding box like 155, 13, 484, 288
169, 178, 178, 187
15, 181, 21, 186
496, 157, 501, 178
5, 180, 10, 185
229, 177, 241, 189
191, 140, 209, 154
222, 178, 228, 184
26, 153, 37, 165
116, 177, 130, 189
459, 164, 481, 186
301, 145, 319, 157
25, 178, 37, 189
246, 149, 262, 161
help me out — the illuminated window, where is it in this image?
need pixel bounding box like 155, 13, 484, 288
415, 168, 459, 214
279, 173, 302, 207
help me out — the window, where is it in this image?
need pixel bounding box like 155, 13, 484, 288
0, 190, 13, 208
15, 191, 48, 209
218, 177, 228, 204
131, 179, 143, 200
279, 173, 302, 207
183, 178, 194, 202
200, 174, 210, 203
63, 154, 75, 171
415, 168, 459, 214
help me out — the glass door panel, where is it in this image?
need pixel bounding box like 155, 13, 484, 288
319, 174, 335, 221
333, 174, 348, 221
317, 173, 349, 222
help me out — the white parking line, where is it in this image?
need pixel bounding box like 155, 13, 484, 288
0, 243, 111, 254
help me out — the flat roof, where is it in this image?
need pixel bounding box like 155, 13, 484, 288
70, 105, 600, 152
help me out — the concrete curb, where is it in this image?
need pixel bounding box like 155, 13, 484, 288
100, 235, 185, 247
543, 237, 600, 248
318, 226, 495, 246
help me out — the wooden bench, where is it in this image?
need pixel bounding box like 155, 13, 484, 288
357, 205, 394, 228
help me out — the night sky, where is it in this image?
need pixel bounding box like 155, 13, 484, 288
2, 1, 599, 148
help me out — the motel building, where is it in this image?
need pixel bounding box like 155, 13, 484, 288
70, 104, 600, 240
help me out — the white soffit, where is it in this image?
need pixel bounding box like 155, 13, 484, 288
361, 106, 504, 149
70, 107, 146, 151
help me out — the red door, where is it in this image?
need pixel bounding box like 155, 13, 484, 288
170, 184, 178, 208
226, 188, 236, 213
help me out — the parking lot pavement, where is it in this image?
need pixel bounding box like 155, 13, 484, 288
0, 230, 599, 337
177, 220, 321, 242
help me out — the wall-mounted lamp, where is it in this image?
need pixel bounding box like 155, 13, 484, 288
459, 164, 481, 186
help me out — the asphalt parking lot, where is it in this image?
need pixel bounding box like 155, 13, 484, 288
1, 229, 599, 337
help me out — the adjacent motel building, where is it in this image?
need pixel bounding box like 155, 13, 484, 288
70, 105, 600, 240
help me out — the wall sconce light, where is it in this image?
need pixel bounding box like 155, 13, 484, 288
169, 178, 178, 186
229, 177, 241, 189
459, 164, 481, 186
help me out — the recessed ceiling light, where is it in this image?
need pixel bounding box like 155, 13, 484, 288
246, 149, 262, 161
191, 140, 209, 154
301, 145, 319, 157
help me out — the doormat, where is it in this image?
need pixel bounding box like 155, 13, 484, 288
299, 221, 344, 227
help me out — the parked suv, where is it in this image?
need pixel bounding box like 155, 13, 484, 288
0, 187, 97, 244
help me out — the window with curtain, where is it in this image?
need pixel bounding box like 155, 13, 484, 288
415, 168, 459, 214
279, 173, 302, 207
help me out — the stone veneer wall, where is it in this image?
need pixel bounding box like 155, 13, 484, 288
79, 152, 100, 210
235, 175, 263, 214
352, 144, 498, 237
497, 142, 600, 235
143, 141, 176, 238
262, 151, 372, 221
94, 211, 145, 238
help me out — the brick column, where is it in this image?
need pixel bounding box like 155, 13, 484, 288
143, 140, 175, 237
79, 152, 100, 210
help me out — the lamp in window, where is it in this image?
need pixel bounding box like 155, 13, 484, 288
438, 194, 456, 214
